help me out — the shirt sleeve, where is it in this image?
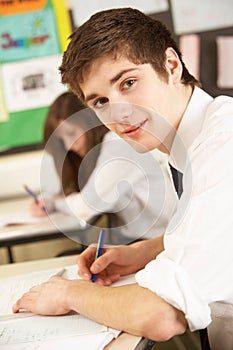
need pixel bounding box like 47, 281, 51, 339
136, 129, 233, 331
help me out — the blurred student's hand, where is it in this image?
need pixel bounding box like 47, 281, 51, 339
29, 198, 47, 217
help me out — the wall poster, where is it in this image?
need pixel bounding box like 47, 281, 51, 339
0, 0, 71, 151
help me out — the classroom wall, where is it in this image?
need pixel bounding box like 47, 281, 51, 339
0, 150, 42, 199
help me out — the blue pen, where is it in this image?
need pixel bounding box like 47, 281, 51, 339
24, 185, 46, 211
91, 229, 106, 283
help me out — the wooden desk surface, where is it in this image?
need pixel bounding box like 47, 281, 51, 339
0, 255, 142, 350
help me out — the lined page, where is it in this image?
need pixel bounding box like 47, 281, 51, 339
0, 313, 107, 345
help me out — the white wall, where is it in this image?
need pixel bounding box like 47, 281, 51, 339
0, 150, 43, 199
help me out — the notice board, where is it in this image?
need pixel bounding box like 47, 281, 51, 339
0, 0, 71, 152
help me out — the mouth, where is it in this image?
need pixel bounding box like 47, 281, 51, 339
122, 119, 148, 137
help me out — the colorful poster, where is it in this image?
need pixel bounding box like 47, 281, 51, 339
0, 0, 47, 15
0, 7, 60, 62
52, 0, 72, 52
0, 0, 72, 150
2, 55, 67, 112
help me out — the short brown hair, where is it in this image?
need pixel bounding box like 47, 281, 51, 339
60, 7, 200, 100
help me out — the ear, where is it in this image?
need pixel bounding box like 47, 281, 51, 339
164, 47, 182, 83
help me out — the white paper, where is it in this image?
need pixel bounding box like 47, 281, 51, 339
0, 212, 52, 228
2, 55, 67, 112
170, 0, 233, 34
71, 0, 169, 26
0, 314, 107, 345
0, 332, 119, 350
39, 332, 119, 350
0, 211, 84, 231
0, 265, 125, 349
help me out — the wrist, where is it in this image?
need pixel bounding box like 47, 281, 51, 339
64, 280, 90, 313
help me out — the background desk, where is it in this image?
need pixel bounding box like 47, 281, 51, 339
0, 255, 142, 350
0, 196, 106, 263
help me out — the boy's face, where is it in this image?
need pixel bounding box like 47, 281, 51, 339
80, 55, 182, 153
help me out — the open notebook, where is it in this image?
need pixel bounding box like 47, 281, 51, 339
0, 265, 136, 349
0, 212, 53, 227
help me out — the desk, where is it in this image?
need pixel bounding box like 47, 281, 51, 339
0, 255, 142, 350
0, 196, 105, 263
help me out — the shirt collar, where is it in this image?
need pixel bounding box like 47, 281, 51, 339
169, 87, 213, 172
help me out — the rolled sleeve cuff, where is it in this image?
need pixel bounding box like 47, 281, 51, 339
135, 255, 212, 331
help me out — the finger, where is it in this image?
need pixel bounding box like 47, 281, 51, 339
12, 293, 35, 313
77, 247, 97, 280
94, 272, 120, 286
12, 299, 23, 313
90, 248, 119, 274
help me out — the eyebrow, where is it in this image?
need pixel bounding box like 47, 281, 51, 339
84, 68, 139, 104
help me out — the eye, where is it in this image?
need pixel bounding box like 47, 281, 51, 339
121, 78, 136, 90
93, 97, 108, 109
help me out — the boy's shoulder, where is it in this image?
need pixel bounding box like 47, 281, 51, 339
201, 94, 233, 138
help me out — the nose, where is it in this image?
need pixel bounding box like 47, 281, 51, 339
101, 101, 134, 125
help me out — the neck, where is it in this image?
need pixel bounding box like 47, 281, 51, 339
158, 84, 193, 155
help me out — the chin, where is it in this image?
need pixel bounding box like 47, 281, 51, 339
126, 139, 156, 153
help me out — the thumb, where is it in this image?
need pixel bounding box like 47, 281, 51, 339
90, 248, 118, 273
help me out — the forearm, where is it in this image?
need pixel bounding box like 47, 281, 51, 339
65, 280, 186, 341
132, 235, 164, 268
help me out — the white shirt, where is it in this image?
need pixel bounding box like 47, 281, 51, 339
43, 132, 177, 243
136, 87, 233, 349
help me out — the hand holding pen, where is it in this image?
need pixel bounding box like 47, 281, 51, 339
24, 185, 47, 217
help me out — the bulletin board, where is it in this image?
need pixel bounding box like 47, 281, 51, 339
168, 0, 233, 98
0, 0, 71, 153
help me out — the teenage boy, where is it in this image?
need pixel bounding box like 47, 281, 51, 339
13, 8, 233, 349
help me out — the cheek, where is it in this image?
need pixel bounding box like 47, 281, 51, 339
79, 134, 87, 146
77, 135, 89, 155
95, 108, 113, 126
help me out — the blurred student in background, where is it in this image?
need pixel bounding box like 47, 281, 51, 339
29, 91, 177, 243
